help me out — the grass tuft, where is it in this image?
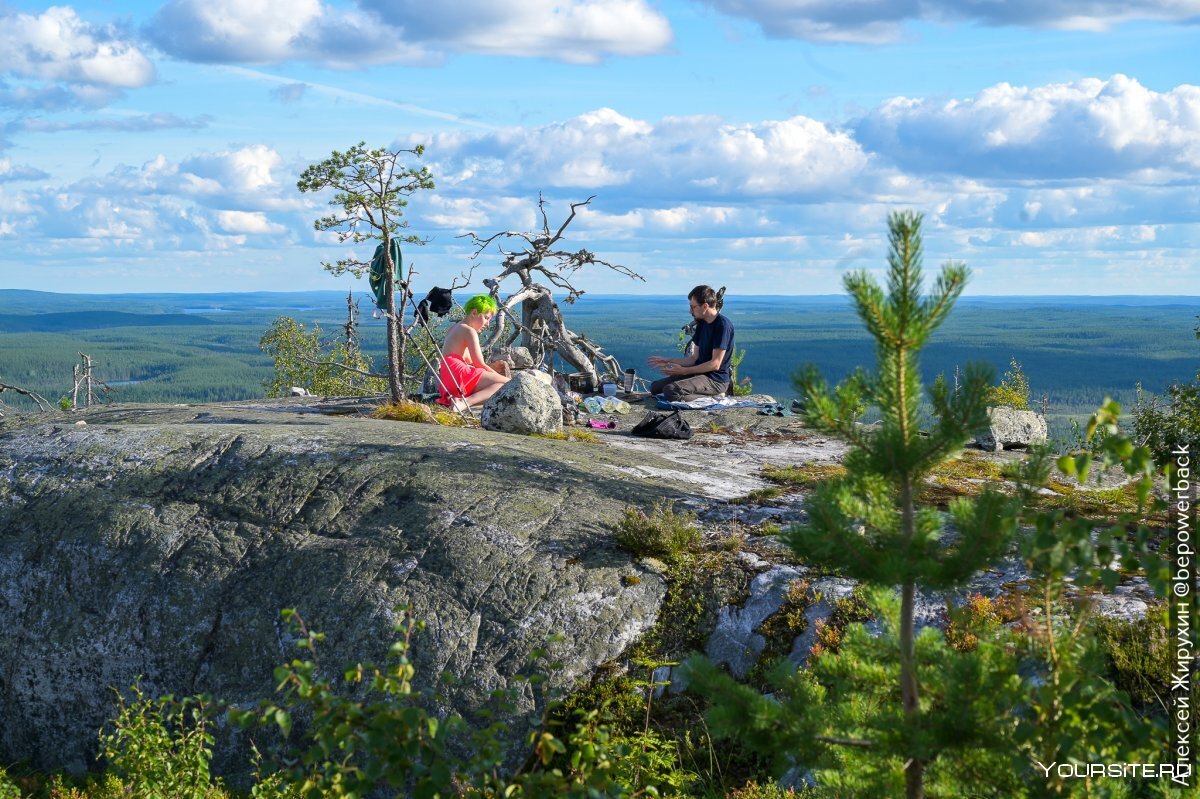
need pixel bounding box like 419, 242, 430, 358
760, 463, 847, 488
372, 400, 472, 427
615, 500, 702, 562
533, 429, 602, 443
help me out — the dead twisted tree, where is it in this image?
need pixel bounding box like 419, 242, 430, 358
0, 381, 52, 416
71, 352, 112, 409
461, 195, 643, 389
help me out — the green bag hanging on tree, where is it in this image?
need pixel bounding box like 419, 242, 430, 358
368, 238, 403, 310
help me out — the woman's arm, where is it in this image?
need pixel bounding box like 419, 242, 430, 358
464, 328, 505, 375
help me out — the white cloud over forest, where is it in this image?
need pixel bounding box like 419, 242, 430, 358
855, 75, 1200, 180
422, 107, 875, 202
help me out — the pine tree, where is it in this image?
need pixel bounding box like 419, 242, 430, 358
297, 143, 434, 402
689, 211, 1021, 798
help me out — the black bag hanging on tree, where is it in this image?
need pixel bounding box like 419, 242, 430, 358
414, 287, 455, 325
630, 410, 693, 440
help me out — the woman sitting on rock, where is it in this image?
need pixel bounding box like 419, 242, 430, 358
437, 294, 514, 410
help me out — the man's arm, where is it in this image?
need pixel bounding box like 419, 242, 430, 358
660, 347, 724, 377
647, 351, 698, 369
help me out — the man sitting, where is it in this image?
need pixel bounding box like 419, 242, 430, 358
646, 284, 735, 402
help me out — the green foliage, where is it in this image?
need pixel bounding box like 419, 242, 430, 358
1091, 608, 1172, 708
1000, 406, 1172, 796
760, 463, 847, 489
1132, 378, 1200, 467
58, 394, 71, 411
729, 347, 754, 396
943, 593, 1001, 653
686, 213, 1177, 799
98, 683, 225, 799
226, 609, 690, 799
984, 357, 1030, 410
296, 143, 433, 272
0, 768, 21, 799
229, 609, 465, 799
726, 779, 802, 798
259, 316, 387, 398
615, 500, 702, 562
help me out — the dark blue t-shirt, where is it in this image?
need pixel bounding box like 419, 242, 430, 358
692, 313, 735, 383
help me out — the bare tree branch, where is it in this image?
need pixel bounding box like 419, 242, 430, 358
0, 382, 53, 412
460, 195, 644, 387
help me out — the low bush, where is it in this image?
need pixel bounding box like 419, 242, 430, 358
615, 499, 701, 561
984, 357, 1030, 410
1091, 607, 1172, 708
98, 684, 226, 799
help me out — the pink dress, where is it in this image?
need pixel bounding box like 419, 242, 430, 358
437, 353, 484, 405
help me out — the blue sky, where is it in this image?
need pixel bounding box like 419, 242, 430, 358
0, 1, 1197, 297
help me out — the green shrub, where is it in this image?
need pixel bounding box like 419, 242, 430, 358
259, 316, 388, 398
98, 684, 225, 799
1132, 379, 1200, 468
727, 779, 801, 798
1091, 608, 1172, 708
943, 593, 1001, 653
730, 347, 754, 397
615, 499, 701, 561
0, 768, 21, 799
984, 357, 1030, 410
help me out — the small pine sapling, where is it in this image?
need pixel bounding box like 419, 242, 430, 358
687, 211, 1022, 799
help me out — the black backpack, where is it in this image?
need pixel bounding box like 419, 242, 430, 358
631, 410, 693, 440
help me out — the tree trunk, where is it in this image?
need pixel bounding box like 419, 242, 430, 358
385, 269, 404, 403
900, 479, 923, 799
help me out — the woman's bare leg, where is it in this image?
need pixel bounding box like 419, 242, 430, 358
465, 380, 507, 406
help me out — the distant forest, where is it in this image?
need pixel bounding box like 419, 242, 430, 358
1, 289, 1196, 443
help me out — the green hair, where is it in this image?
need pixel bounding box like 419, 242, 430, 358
464, 294, 498, 316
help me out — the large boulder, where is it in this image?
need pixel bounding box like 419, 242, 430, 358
481, 371, 562, 435
0, 402, 668, 774
975, 406, 1048, 451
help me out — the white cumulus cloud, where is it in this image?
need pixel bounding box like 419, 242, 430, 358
360, 0, 672, 63
147, 0, 669, 66
0, 6, 155, 108
422, 107, 874, 202
700, 0, 1200, 43
146, 0, 431, 66
216, 210, 286, 234
854, 75, 1200, 180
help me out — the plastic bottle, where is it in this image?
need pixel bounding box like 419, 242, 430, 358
614, 399, 631, 414
584, 397, 603, 414
601, 397, 618, 413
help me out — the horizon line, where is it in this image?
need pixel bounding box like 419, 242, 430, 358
2, 289, 1200, 301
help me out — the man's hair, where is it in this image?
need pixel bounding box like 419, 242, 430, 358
688, 285, 719, 307
463, 294, 498, 316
